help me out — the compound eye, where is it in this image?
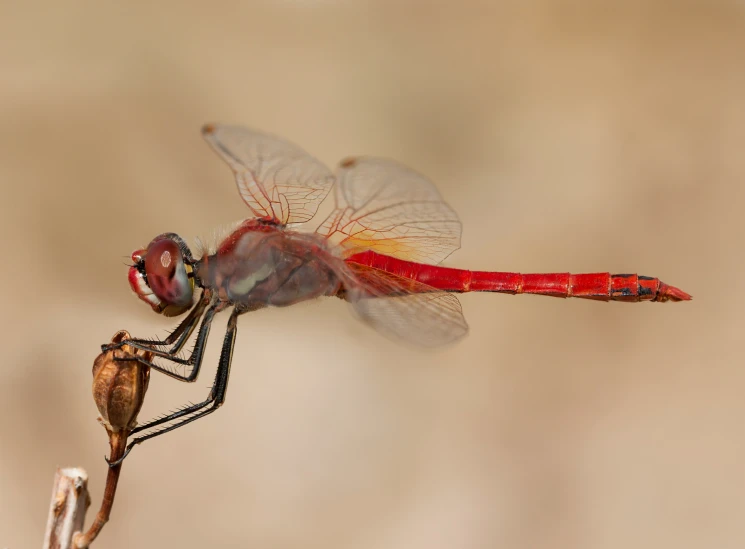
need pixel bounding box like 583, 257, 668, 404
144, 237, 194, 314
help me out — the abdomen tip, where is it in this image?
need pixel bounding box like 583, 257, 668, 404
657, 282, 692, 302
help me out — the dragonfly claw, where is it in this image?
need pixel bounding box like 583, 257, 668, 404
101, 341, 127, 352
105, 442, 135, 467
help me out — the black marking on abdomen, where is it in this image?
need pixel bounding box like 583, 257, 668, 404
638, 284, 654, 297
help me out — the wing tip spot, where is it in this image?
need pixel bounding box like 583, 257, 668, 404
202, 123, 217, 136
340, 157, 358, 169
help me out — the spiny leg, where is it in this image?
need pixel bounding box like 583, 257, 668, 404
127, 293, 211, 354
119, 299, 222, 382
101, 290, 212, 355
108, 307, 244, 465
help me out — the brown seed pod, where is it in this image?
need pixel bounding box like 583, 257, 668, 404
92, 330, 152, 434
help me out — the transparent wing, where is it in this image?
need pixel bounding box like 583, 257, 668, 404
202, 124, 335, 225
343, 261, 469, 347
317, 157, 461, 264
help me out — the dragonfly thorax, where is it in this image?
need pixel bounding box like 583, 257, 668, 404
194, 222, 344, 308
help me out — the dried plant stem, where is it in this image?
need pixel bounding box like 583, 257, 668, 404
72, 432, 127, 549
43, 467, 91, 549
46, 331, 148, 547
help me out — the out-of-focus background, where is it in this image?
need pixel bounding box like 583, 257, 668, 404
2, 2, 743, 548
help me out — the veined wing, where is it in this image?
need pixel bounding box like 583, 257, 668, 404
202, 124, 335, 225
317, 157, 461, 265
342, 261, 468, 346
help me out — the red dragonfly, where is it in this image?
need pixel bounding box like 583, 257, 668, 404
106, 124, 691, 463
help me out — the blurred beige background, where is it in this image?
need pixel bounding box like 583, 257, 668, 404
1, 1, 743, 548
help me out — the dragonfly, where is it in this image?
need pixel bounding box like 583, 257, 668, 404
105, 124, 691, 464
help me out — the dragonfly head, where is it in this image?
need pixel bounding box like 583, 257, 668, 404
128, 233, 195, 317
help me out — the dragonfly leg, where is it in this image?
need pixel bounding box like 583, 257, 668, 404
101, 290, 212, 355
115, 300, 222, 382
108, 307, 243, 466
126, 295, 211, 354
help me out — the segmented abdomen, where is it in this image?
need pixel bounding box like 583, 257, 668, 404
345, 251, 691, 302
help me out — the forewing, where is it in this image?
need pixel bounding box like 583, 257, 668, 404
317, 157, 461, 264
202, 124, 335, 225
343, 261, 469, 347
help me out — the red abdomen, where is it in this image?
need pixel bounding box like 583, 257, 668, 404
345, 251, 691, 302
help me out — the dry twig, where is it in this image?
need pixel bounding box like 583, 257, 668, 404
44, 330, 152, 549
72, 433, 127, 548
43, 468, 91, 549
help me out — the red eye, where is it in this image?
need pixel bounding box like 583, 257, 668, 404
139, 236, 194, 314
145, 239, 179, 286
